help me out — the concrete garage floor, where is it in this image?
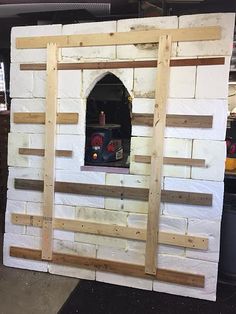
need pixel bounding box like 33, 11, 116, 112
0, 216, 79, 314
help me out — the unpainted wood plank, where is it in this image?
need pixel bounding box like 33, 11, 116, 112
41, 43, 57, 261
134, 155, 206, 167
132, 113, 213, 128
145, 34, 172, 275
10, 246, 205, 287
16, 26, 221, 49
20, 57, 225, 71
11, 213, 208, 250
18, 148, 73, 157
13, 112, 79, 124
14, 178, 213, 206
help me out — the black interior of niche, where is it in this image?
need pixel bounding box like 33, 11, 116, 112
85, 73, 132, 168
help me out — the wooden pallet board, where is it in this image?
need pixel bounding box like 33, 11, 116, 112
18, 148, 72, 157
11, 213, 208, 250
14, 178, 213, 206
132, 114, 213, 128
41, 43, 58, 261
13, 112, 78, 124
10, 246, 205, 288
134, 155, 206, 167
16, 26, 220, 49
20, 57, 225, 71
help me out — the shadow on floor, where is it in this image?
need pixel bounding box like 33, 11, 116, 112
59, 280, 236, 314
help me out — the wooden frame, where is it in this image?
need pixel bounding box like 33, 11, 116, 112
10, 246, 205, 288
145, 34, 172, 274
14, 178, 213, 206
11, 213, 209, 250
10, 23, 223, 286
16, 26, 221, 49
19, 57, 225, 71
41, 43, 57, 260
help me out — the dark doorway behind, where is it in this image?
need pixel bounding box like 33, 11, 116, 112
85, 73, 132, 168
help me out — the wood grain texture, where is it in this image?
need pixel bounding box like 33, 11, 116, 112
18, 148, 72, 157
132, 114, 213, 128
20, 57, 225, 71
10, 246, 205, 287
145, 34, 172, 275
14, 178, 213, 206
13, 112, 79, 124
11, 213, 209, 250
134, 155, 206, 167
16, 26, 220, 49
41, 43, 57, 261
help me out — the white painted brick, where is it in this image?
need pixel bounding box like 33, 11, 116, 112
186, 219, 221, 262
26, 202, 42, 237
3, 233, 48, 272
169, 66, 196, 98
195, 57, 231, 99
75, 233, 127, 249
133, 66, 196, 99
130, 136, 192, 178
105, 173, 150, 213
10, 63, 33, 98
49, 240, 96, 280
5, 200, 26, 235
178, 13, 235, 57
76, 207, 127, 226
132, 97, 154, 114
132, 98, 228, 141
28, 134, 85, 170
166, 99, 227, 141
127, 214, 187, 256
82, 68, 134, 99
10, 98, 45, 134
54, 204, 76, 242
105, 198, 148, 214
191, 140, 226, 181
58, 70, 82, 99
58, 98, 86, 135
32, 70, 82, 99
153, 254, 218, 301
8, 132, 30, 167
49, 263, 95, 280
62, 21, 116, 61
96, 271, 153, 291
7, 167, 43, 203
96, 246, 152, 290
55, 170, 105, 208
163, 177, 224, 220
106, 173, 150, 188
11, 24, 62, 63
117, 16, 178, 59
133, 68, 155, 98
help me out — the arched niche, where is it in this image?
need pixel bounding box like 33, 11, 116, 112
85, 73, 132, 168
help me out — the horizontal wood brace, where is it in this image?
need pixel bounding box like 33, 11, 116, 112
14, 178, 213, 206
134, 155, 206, 167
10, 246, 205, 287
18, 148, 72, 157
11, 213, 208, 250
132, 114, 213, 128
20, 57, 225, 71
16, 26, 221, 49
13, 112, 79, 124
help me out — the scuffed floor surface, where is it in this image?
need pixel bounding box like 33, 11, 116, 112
0, 231, 79, 314
59, 280, 236, 314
